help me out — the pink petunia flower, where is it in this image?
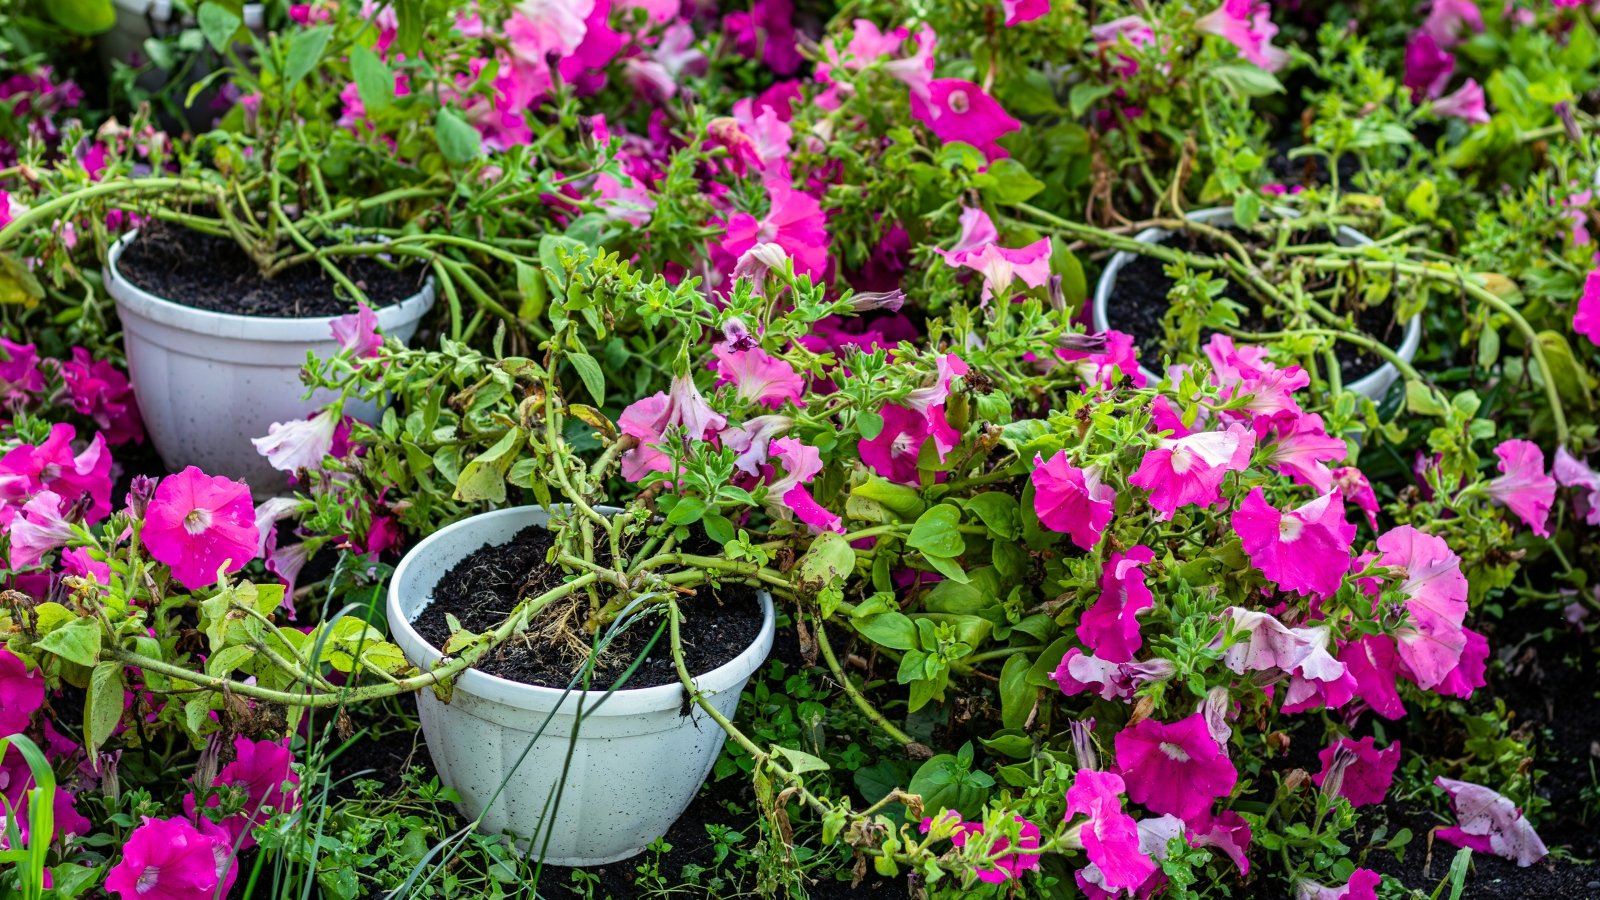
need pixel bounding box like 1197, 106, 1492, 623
1221, 607, 1346, 685
8, 490, 75, 570
1056, 330, 1147, 389
0, 337, 43, 400
0, 649, 44, 737
56, 348, 143, 445
909, 79, 1021, 160
1003, 0, 1050, 26
935, 209, 1052, 302
1431, 79, 1489, 124
1421, 0, 1484, 47
858, 404, 937, 485
1065, 769, 1158, 893
1076, 814, 1182, 898
184, 737, 300, 850
719, 180, 830, 278
712, 345, 805, 409
769, 438, 843, 534
1339, 634, 1409, 720
1052, 648, 1175, 701
1296, 869, 1383, 900
252, 410, 341, 474
1573, 268, 1600, 346
1232, 489, 1355, 597
618, 375, 728, 482
1194, 0, 1288, 71
1129, 426, 1254, 519
104, 815, 238, 900
1312, 737, 1400, 808
1331, 466, 1380, 528
1553, 446, 1600, 524
142, 467, 260, 591
1434, 778, 1548, 866
723, 0, 802, 75
330, 302, 383, 358
1377, 525, 1469, 690
1079, 546, 1155, 662
1113, 713, 1238, 824
1031, 451, 1116, 550
1256, 412, 1347, 492
0, 423, 113, 523
1204, 335, 1310, 418
1188, 810, 1252, 876
1486, 439, 1556, 536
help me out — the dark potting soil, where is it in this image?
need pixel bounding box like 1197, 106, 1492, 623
117, 219, 424, 318
1107, 230, 1405, 383
412, 524, 765, 690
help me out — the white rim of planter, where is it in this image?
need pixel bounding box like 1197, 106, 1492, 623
387, 506, 775, 719
105, 230, 435, 338
1092, 206, 1422, 398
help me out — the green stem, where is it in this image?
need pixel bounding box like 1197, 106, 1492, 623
814, 620, 916, 747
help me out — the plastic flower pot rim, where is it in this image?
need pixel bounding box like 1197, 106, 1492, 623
1091, 205, 1423, 395
105, 229, 436, 337
387, 505, 775, 719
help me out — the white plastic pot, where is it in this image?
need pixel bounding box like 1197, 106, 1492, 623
387, 506, 776, 866
1092, 206, 1422, 402
106, 231, 435, 493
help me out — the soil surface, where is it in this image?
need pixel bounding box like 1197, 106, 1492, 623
117, 220, 424, 317
1106, 229, 1405, 382
413, 524, 766, 689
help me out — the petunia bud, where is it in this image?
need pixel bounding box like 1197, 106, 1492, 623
845, 289, 906, 312
1069, 718, 1099, 771
125, 474, 157, 519
720, 316, 755, 351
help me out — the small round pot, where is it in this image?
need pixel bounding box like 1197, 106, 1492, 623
1092, 206, 1422, 401
106, 231, 435, 493
387, 506, 776, 866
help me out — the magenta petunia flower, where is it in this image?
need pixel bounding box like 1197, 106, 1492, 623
252, 409, 341, 474
1194, 0, 1287, 71
1204, 335, 1309, 418
859, 404, 936, 485
1574, 268, 1600, 346
1297, 868, 1383, 900
1130, 426, 1254, 519
1552, 446, 1600, 524
1113, 713, 1238, 824
909, 79, 1021, 160
104, 815, 238, 900
1331, 466, 1380, 528
8, 490, 75, 570
1403, 31, 1455, 99
1065, 769, 1157, 893
719, 180, 829, 278
617, 375, 728, 482
1312, 737, 1399, 808
1003, 0, 1050, 26
1188, 810, 1252, 876
184, 737, 300, 850
0, 649, 44, 737
1079, 546, 1156, 662
0, 337, 43, 400
768, 438, 843, 534
0, 423, 113, 523
330, 301, 383, 358
1431, 626, 1489, 699
1076, 813, 1182, 898
1338, 634, 1407, 720
1486, 439, 1556, 536
1377, 525, 1468, 690
723, 0, 802, 75
142, 467, 260, 591
1031, 451, 1116, 550
1434, 778, 1548, 867
712, 345, 805, 409
1421, 0, 1484, 46
1256, 411, 1347, 492
1232, 489, 1355, 597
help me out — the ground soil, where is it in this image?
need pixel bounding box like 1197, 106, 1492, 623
1106, 229, 1405, 382
412, 524, 765, 690
117, 219, 423, 317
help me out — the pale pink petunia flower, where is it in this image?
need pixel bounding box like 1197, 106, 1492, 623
1052, 648, 1175, 701
1431, 78, 1490, 124
712, 345, 805, 409
1114, 713, 1238, 825
1434, 777, 1548, 866
617, 375, 727, 482
8, 490, 75, 570
1295, 869, 1383, 900
1232, 489, 1355, 597
1377, 525, 1469, 690
1553, 445, 1600, 524
1031, 451, 1116, 550
330, 302, 383, 358
1421, 0, 1484, 47
1188, 810, 1252, 876
1195, 0, 1288, 71
252, 409, 341, 474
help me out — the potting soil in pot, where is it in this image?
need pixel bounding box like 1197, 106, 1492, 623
412, 524, 766, 688
116, 219, 425, 317
1110, 230, 1405, 381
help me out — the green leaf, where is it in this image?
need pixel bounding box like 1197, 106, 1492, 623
999, 653, 1033, 730
908, 504, 965, 559
852, 612, 919, 651
0, 254, 46, 306
1068, 82, 1117, 118
1211, 62, 1285, 98
981, 159, 1045, 205
908, 751, 991, 820
666, 496, 707, 525
85, 663, 125, 754
979, 731, 1034, 760
198, 3, 243, 52
702, 514, 735, 545
1232, 192, 1262, 228
434, 108, 483, 164
774, 746, 830, 774
396, 0, 424, 56
1405, 380, 1448, 417
515, 260, 547, 320
963, 492, 1019, 540
350, 45, 394, 112
284, 25, 333, 85
47, 0, 116, 34
37, 617, 101, 667
796, 533, 856, 598
568, 351, 606, 406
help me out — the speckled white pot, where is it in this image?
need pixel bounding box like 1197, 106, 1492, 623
106, 231, 434, 494
1092, 206, 1421, 402
387, 506, 775, 866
